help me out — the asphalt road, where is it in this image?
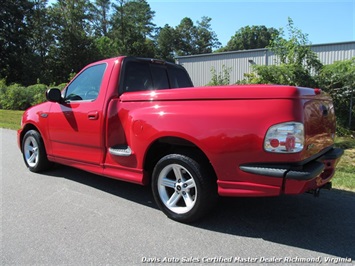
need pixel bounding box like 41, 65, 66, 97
1, 128, 354, 265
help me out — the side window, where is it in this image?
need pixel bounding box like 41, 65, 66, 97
122, 62, 153, 92
65, 63, 106, 101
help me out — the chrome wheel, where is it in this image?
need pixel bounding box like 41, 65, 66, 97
157, 163, 197, 214
24, 136, 39, 168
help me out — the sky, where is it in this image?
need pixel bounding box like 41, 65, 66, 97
147, 0, 355, 47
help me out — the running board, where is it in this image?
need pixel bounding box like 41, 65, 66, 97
109, 145, 132, 157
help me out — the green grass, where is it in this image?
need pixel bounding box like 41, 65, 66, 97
334, 137, 355, 150
0, 110, 24, 130
0, 109, 354, 191
333, 137, 355, 191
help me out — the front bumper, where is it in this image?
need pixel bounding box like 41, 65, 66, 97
238, 147, 344, 195
17, 129, 23, 151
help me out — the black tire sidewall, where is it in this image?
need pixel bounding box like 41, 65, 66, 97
22, 130, 49, 172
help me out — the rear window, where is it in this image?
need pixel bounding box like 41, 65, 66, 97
122, 62, 152, 92
168, 67, 193, 88
151, 65, 170, 90
121, 59, 193, 93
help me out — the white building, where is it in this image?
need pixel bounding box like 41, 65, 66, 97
176, 41, 355, 86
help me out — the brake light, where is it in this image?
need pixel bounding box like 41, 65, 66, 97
264, 122, 304, 153
314, 88, 322, 95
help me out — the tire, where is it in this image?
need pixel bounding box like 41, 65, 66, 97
22, 130, 52, 172
152, 153, 217, 223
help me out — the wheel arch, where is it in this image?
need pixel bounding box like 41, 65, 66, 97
19, 123, 48, 153
143, 136, 216, 185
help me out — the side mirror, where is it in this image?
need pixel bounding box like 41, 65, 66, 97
46, 88, 63, 103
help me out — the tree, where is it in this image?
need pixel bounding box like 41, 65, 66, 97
48, 0, 99, 83
174, 17, 220, 56
174, 17, 196, 56
219, 25, 278, 52
27, 0, 55, 84
0, 0, 33, 85
155, 25, 177, 62
94, 36, 119, 59
242, 18, 322, 88
195, 16, 221, 54
110, 0, 156, 57
269, 18, 322, 72
91, 0, 111, 37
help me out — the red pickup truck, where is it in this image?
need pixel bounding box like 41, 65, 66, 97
18, 56, 343, 223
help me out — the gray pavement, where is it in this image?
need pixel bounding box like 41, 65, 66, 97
1, 128, 354, 265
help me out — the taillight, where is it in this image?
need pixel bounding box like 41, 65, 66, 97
264, 122, 304, 153
314, 88, 322, 95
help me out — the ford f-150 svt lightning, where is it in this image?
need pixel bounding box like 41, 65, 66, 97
18, 56, 343, 222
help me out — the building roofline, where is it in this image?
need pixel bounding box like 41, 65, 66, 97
175, 40, 355, 60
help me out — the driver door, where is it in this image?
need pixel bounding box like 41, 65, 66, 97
48, 63, 107, 164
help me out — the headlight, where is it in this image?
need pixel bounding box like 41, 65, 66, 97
264, 122, 304, 153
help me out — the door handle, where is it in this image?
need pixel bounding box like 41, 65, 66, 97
88, 111, 99, 120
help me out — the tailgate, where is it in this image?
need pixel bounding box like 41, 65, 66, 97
303, 96, 336, 159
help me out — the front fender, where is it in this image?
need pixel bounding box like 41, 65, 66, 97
18, 102, 52, 154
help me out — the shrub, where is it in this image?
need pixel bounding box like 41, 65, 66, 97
207, 65, 231, 86
0, 83, 31, 110
318, 58, 355, 131
239, 64, 318, 88
57, 83, 68, 90
0, 80, 69, 110
0, 79, 7, 109
239, 18, 322, 88
27, 84, 48, 106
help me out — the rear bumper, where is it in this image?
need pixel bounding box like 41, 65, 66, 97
240, 148, 343, 181
218, 148, 343, 197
